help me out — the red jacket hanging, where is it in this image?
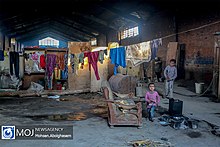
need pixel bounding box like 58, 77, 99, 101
40, 54, 46, 69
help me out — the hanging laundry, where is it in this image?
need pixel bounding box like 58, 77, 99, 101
92, 47, 107, 52
56, 54, 60, 68
70, 54, 75, 73
46, 54, 57, 77
78, 52, 84, 63
92, 47, 108, 64
104, 49, 108, 56
63, 54, 68, 79
31, 52, 38, 61
56, 54, 65, 70
47, 75, 53, 90
24, 53, 29, 61
60, 54, 65, 70
126, 41, 151, 66
108, 42, 119, 50
39, 54, 46, 69
84, 51, 100, 80
78, 52, 84, 69
98, 50, 105, 64
0, 50, 4, 61
110, 46, 126, 75
150, 38, 162, 59
29, 53, 32, 59
74, 54, 79, 74
70, 54, 79, 74
36, 51, 43, 63
9, 52, 20, 78
54, 67, 61, 79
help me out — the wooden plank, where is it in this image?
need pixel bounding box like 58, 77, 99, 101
24, 48, 45, 51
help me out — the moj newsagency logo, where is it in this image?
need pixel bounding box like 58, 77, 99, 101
1, 126, 15, 139
1, 125, 73, 140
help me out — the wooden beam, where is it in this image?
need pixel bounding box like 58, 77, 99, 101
18, 30, 79, 42
53, 18, 97, 38
19, 27, 83, 42
98, 5, 145, 25
72, 12, 118, 30
15, 28, 50, 41
3, 18, 50, 34
19, 32, 70, 43
50, 26, 89, 41
52, 20, 94, 39
8, 22, 50, 37
49, 29, 84, 42
58, 15, 105, 34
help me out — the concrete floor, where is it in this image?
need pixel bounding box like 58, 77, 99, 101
0, 81, 220, 147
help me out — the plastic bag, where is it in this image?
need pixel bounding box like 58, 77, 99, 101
0, 75, 10, 88
27, 82, 44, 92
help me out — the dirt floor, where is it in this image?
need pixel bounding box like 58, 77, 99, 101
0, 93, 107, 124
0, 91, 219, 147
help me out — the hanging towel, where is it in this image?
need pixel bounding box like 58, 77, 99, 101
110, 46, 126, 75
126, 42, 151, 66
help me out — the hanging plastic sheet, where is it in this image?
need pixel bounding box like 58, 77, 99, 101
126, 41, 152, 66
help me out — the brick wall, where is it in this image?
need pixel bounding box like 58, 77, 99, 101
177, 12, 220, 82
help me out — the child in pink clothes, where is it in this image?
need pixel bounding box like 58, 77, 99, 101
145, 83, 160, 122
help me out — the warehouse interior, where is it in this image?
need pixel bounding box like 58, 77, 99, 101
0, 0, 220, 146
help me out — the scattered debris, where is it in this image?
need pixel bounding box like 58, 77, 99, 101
202, 120, 220, 137
67, 112, 87, 121
158, 115, 199, 130
211, 127, 220, 137
128, 139, 173, 147
48, 95, 60, 99
27, 82, 44, 92
159, 121, 170, 126
161, 137, 168, 141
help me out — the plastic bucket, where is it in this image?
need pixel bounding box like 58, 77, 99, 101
195, 83, 204, 94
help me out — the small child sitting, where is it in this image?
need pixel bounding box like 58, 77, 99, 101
145, 82, 160, 122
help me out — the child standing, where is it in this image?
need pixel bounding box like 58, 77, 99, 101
164, 59, 177, 98
145, 83, 160, 122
